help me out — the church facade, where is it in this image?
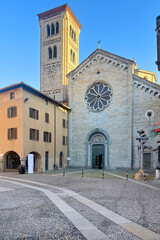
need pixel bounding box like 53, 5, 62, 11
0, 4, 159, 172
37, 4, 160, 170
67, 49, 160, 169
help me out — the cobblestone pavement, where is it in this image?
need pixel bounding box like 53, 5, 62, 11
0, 172, 160, 240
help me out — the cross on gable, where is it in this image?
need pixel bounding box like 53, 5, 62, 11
97, 40, 101, 49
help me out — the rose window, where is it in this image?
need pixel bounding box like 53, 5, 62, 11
85, 82, 112, 112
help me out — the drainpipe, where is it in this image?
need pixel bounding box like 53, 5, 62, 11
54, 106, 57, 169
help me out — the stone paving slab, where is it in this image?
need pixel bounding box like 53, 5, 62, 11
0, 178, 109, 240
0, 186, 14, 192
0, 180, 86, 240
0, 173, 160, 240
120, 222, 160, 240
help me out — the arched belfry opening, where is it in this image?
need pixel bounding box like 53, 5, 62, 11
87, 129, 109, 169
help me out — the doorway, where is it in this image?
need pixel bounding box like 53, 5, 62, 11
59, 152, 63, 168
92, 144, 104, 169
143, 153, 151, 169
45, 151, 49, 171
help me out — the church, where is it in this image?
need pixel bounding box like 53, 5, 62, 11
0, 4, 160, 172
37, 4, 160, 170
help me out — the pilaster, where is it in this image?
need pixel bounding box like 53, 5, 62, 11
0, 158, 5, 173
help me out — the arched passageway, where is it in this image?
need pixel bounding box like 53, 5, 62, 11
26, 152, 41, 172
4, 151, 20, 171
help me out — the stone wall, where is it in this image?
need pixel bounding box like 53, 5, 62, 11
132, 76, 160, 169
68, 52, 134, 168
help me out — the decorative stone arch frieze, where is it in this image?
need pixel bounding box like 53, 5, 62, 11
154, 92, 159, 96
145, 88, 149, 92
133, 80, 160, 98
72, 55, 129, 80
149, 89, 154, 94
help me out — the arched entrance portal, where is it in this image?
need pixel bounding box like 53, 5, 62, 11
5, 151, 20, 170
88, 133, 108, 169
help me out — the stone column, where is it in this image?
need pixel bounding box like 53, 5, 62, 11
88, 142, 91, 167
105, 142, 108, 168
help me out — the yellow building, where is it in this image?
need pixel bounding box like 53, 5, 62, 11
134, 64, 157, 83
0, 82, 70, 172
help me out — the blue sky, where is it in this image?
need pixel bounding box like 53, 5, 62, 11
0, 0, 160, 90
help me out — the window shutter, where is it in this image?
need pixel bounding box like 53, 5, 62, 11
14, 107, 17, 117
8, 129, 10, 140
7, 108, 10, 118
36, 110, 39, 120
37, 130, 39, 141
13, 128, 17, 139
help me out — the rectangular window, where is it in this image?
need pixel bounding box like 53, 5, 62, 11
8, 106, 17, 118
44, 132, 51, 143
29, 108, 39, 120
62, 119, 66, 128
62, 136, 66, 145
10, 92, 15, 100
45, 113, 49, 123
62, 119, 68, 128
29, 128, 39, 141
8, 128, 17, 140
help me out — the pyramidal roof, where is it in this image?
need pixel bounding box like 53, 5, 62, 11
37, 4, 81, 29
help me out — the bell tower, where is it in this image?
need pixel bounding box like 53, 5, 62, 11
37, 4, 81, 102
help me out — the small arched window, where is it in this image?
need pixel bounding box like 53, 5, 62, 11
56, 22, 59, 34
53, 46, 57, 58
70, 26, 72, 36
47, 25, 50, 37
51, 24, 55, 35
72, 30, 74, 39
74, 33, 76, 42
48, 47, 52, 59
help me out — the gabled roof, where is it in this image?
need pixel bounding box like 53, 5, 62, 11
37, 4, 81, 29
67, 48, 134, 78
0, 82, 71, 111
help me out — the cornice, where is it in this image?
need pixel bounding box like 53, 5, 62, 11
133, 75, 160, 98
67, 49, 131, 81
43, 37, 61, 46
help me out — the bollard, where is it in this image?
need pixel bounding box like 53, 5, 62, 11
144, 170, 146, 180
102, 170, 104, 179
63, 168, 65, 176
41, 168, 43, 175
82, 168, 84, 177
126, 171, 128, 180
